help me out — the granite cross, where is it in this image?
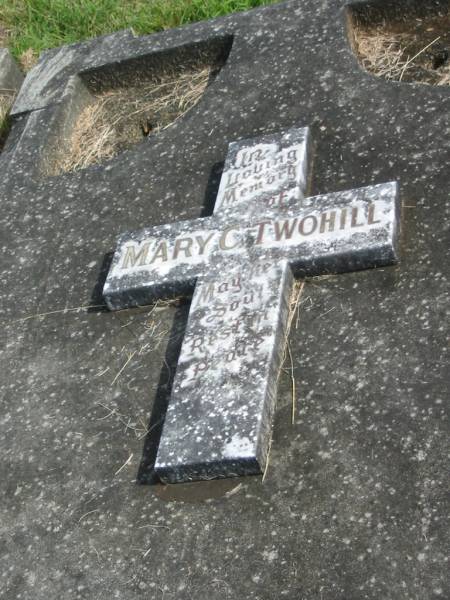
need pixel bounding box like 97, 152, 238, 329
103, 126, 400, 484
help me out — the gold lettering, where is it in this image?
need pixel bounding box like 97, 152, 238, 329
226, 349, 236, 363
190, 337, 204, 352
231, 277, 242, 293
222, 187, 237, 205
249, 181, 263, 193
227, 169, 241, 186
196, 233, 215, 255
149, 241, 168, 264
219, 226, 240, 251
340, 208, 347, 230
234, 150, 248, 169
205, 305, 226, 323
274, 218, 298, 241
351, 207, 364, 228
368, 203, 381, 225
193, 361, 208, 377
278, 190, 289, 206
196, 282, 215, 306
255, 221, 271, 245
299, 215, 318, 236
320, 211, 336, 233
173, 237, 193, 260
250, 149, 263, 162
121, 242, 150, 269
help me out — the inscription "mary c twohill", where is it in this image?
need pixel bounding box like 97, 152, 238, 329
118, 202, 384, 272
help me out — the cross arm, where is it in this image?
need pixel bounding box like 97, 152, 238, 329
252, 181, 400, 275
103, 207, 278, 310
104, 182, 399, 310
103, 214, 224, 310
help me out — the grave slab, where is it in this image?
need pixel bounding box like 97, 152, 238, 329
0, 1, 448, 599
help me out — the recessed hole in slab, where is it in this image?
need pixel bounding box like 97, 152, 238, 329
347, 0, 450, 85
49, 36, 233, 176
0, 92, 14, 151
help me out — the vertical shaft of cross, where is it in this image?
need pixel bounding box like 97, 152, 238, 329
154, 261, 294, 482
154, 128, 312, 482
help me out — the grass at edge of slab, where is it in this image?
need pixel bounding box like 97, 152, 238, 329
0, 94, 13, 149
0, 0, 278, 60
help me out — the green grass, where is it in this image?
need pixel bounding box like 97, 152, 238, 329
0, 0, 277, 59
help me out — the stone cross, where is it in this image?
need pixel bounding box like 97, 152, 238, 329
103, 126, 400, 484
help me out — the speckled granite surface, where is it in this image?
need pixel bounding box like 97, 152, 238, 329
0, 1, 448, 598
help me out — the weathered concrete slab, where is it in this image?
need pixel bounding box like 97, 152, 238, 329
0, 1, 448, 599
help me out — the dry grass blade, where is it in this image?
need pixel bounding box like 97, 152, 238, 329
399, 36, 441, 81
262, 436, 272, 483
285, 281, 305, 425
287, 342, 296, 425
354, 29, 413, 81
111, 350, 137, 385
10, 303, 104, 323
114, 452, 134, 476
263, 281, 306, 482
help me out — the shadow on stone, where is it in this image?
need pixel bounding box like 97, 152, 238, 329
136, 300, 190, 485
153, 476, 254, 503
89, 251, 114, 312
201, 160, 224, 216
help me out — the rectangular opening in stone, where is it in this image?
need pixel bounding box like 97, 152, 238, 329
347, 0, 450, 85
0, 92, 14, 151
0, 49, 23, 152
47, 36, 233, 176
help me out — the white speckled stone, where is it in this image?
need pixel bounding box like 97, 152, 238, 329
0, 1, 448, 598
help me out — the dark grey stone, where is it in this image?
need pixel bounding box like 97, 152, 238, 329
105, 126, 399, 482
0, 49, 23, 92
0, 1, 448, 599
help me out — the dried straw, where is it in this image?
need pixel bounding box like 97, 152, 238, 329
353, 27, 450, 85
0, 92, 14, 148
53, 66, 212, 175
